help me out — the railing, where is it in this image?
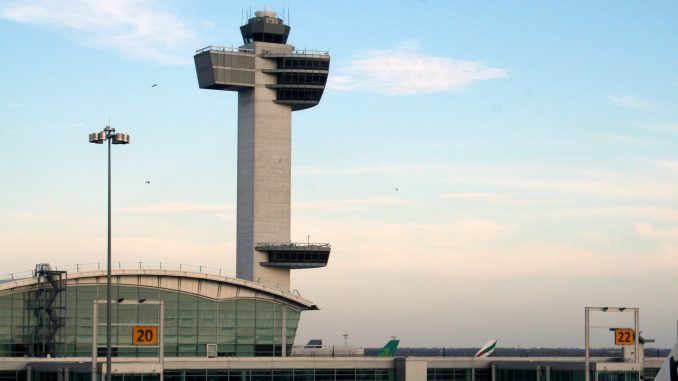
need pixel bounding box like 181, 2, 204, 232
261, 48, 329, 56
195, 46, 254, 54
256, 242, 331, 248
195, 46, 328, 56
2, 262, 235, 281
290, 345, 364, 357
1, 269, 33, 281
0, 262, 302, 296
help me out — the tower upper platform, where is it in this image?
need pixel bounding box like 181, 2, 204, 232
194, 11, 330, 111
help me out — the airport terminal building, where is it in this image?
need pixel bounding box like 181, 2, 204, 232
1, 9, 667, 381
0, 264, 664, 381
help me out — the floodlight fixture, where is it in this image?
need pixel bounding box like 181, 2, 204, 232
112, 133, 130, 145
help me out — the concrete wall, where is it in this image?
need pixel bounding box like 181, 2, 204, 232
396, 358, 427, 381
194, 51, 255, 89
236, 42, 294, 291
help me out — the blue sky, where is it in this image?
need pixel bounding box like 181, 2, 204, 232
1, 0, 677, 348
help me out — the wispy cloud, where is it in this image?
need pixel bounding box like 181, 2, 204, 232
634, 122, 678, 133
121, 202, 234, 214
654, 160, 678, 171
593, 132, 660, 145
556, 206, 678, 223
440, 192, 507, 201
301, 161, 678, 201
328, 41, 506, 95
0, 0, 196, 64
50, 122, 84, 129
295, 196, 410, 211
439, 192, 556, 206
457, 171, 678, 201
635, 222, 678, 240
608, 94, 657, 111
293, 163, 399, 176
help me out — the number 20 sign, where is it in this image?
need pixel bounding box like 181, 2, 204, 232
133, 326, 158, 345
614, 328, 634, 346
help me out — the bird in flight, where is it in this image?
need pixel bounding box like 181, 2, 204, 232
151, 84, 158, 87
145, 181, 151, 184
395, 187, 399, 192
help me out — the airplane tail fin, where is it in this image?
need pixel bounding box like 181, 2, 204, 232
653, 341, 677, 381
475, 340, 498, 358
378, 339, 400, 357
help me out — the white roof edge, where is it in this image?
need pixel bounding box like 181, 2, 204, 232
0, 269, 315, 309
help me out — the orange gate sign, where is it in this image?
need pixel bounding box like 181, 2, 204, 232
614, 328, 634, 346
132, 326, 158, 345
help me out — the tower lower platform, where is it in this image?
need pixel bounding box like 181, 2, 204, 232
255, 243, 331, 269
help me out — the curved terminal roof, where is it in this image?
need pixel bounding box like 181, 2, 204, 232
0, 268, 317, 310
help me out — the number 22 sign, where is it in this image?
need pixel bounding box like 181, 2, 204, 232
615, 328, 634, 346
133, 326, 158, 345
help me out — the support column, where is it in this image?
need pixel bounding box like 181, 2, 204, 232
634, 309, 639, 365
92, 301, 98, 381
585, 307, 590, 381
159, 302, 165, 380
281, 305, 287, 357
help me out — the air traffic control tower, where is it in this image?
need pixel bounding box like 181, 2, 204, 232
194, 11, 330, 291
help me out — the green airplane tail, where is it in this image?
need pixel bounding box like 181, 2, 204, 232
378, 339, 400, 357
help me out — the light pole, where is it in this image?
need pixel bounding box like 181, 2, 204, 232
89, 126, 129, 381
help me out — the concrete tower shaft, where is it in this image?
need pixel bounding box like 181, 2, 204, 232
194, 11, 331, 291
236, 41, 294, 289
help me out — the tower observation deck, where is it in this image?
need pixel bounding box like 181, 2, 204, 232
194, 11, 331, 290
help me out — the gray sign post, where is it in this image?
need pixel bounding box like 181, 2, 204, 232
584, 307, 639, 381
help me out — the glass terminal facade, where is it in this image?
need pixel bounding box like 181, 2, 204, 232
22, 369, 395, 381
3, 367, 643, 381
427, 369, 473, 381
426, 369, 640, 381
165, 369, 395, 381
0, 285, 300, 358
